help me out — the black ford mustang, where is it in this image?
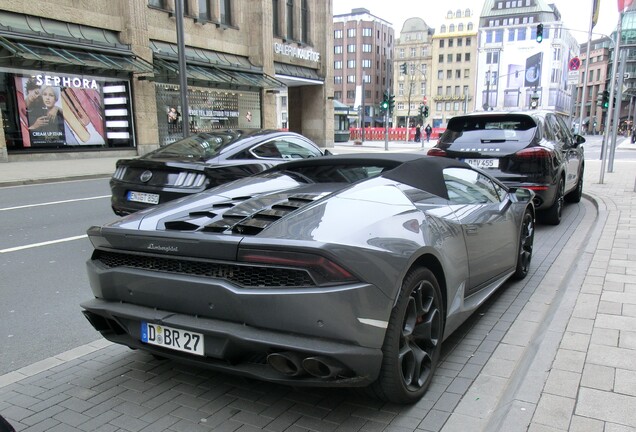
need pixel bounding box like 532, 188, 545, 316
110, 129, 326, 216
82, 153, 535, 404
428, 111, 584, 224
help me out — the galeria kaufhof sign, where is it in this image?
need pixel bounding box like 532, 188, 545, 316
274, 43, 320, 62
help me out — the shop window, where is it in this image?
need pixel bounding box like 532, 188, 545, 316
5, 72, 137, 151
156, 84, 259, 146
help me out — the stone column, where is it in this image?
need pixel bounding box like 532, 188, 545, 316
120, 0, 160, 156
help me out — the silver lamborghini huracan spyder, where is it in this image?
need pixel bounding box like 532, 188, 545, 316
81, 153, 535, 403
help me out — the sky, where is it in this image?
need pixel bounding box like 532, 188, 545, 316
333, 0, 621, 44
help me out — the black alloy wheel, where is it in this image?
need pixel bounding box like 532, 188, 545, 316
542, 178, 564, 225
565, 167, 584, 203
371, 267, 444, 404
513, 209, 534, 279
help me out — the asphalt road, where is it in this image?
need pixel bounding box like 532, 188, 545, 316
0, 176, 588, 384
0, 178, 118, 375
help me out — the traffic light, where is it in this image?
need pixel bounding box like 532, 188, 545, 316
388, 94, 395, 113
601, 90, 610, 110
380, 92, 389, 111
419, 104, 424, 117
424, 105, 429, 118
400, 63, 407, 74
536, 24, 544, 43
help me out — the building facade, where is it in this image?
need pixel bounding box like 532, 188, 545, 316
333, 8, 394, 127
430, 8, 478, 128
575, 37, 611, 135
476, 0, 578, 115
0, 0, 333, 163
393, 18, 434, 128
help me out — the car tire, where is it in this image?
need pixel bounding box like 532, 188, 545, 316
369, 267, 444, 404
541, 178, 564, 225
565, 167, 584, 203
513, 209, 534, 279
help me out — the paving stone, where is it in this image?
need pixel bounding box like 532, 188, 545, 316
614, 369, 636, 397
543, 369, 581, 398
565, 317, 594, 334
576, 388, 636, 427
531, 393, 575, 430
581, 363, 615, 392
587, 344, 635, 370
568, 415, 604, 432
417, 409, 450, 431
76, 409, 122, 431
590, 327, 619, 347
52, 408, 91, 427
551, 349, 586, 373
559, 332, 590, 352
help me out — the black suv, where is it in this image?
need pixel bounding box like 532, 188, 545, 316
428, 111, 584, 225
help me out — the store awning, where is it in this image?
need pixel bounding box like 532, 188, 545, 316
274, 62, 324, 87
153, 58, 284, 90
0, 36, 153, 75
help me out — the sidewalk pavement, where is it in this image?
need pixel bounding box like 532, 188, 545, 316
0, 140, 635, 431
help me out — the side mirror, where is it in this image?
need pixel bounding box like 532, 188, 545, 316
574, 134, 586, 146
324, 149, 333, 156
509, 187, 534, 203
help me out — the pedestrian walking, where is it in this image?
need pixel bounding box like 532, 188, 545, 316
424, 124, 432, 142
414, 124, 421, 142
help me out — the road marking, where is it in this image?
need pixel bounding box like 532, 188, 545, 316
0, 235, 88, 254
0, 195, 110, 212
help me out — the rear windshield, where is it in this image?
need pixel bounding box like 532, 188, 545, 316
148, 131, 246, 160
275, 164, 391, 183
441, 114, 537, 144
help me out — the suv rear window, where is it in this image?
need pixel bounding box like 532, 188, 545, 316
441, 114, 537, 144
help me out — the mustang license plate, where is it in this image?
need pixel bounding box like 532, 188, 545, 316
463, 158, 499, 169
141, 322, 204, 356
127, 191, 160, 205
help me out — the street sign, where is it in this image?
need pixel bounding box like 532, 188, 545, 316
423, 96, 428, 104
568, 70, 580, 85
569, 57, 581, 71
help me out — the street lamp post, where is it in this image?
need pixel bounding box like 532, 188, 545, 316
175, 0, 189, 139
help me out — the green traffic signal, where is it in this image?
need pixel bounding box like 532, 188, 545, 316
536, 24, 543, 43
601, 90, 610, 110
381, 100, 389, 110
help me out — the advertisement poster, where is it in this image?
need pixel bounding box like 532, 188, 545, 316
524, 52, 543, 88
15, 74, 106, 147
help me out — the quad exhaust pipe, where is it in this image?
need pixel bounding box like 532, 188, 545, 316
267, 352, 349, 380
267, 351, 306, 377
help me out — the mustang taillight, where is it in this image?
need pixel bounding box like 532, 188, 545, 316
238, 249, 357, 284
112, 166, 127, 180
427, 148, 447, 157
514, 147, 553, 159
523, 185, 549, 191
174, 172, 206, 188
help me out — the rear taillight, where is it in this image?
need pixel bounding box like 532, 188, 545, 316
173, 172, 206, 188
427, 148, 447, 157
112, 166, 127, 180
513, 147, 553, 159
523, 185, 549, 191
238, 249, 357, 284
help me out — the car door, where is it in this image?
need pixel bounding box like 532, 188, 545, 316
546, 114, 578, 192
443, 167, 518, 293
554, 115, 583, 192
